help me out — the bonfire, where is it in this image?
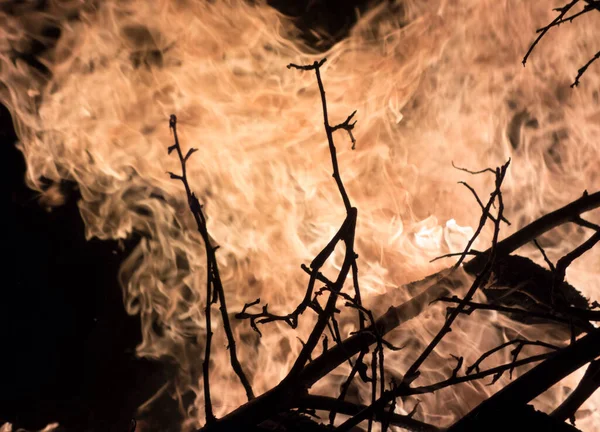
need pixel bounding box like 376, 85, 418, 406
1, 1, 600, 431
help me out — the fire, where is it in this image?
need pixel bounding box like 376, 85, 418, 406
2, 0, 600, 430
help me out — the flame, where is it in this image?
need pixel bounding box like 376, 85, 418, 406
2, 0, 600, 430
0, 424, 59, 432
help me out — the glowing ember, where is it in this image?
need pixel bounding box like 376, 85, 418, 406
1, 0, 599, 430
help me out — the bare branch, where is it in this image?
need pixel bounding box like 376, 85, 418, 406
552, 229, 600, 306
571, 49, 600, 87
337, 160, 511, 431
405, 161, 510, 380
523, 0, 600, 85
449, 327, 600, 430
451, 161, 496, 175
464, 190, 600, 274
169, 115, 255, 418
551, 359, 600, 424
533, 239, 556, 272
523, 0, 581, 66
295, 395, 441, 432
466, 339, 561, 376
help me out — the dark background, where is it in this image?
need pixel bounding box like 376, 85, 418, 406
0, 1, 379, 430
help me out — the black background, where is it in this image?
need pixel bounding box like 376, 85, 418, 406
0, 1, 378, 430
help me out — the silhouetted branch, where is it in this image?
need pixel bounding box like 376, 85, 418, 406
430, 250, 480, 263
294, 395, 441, 432
404, 160, 510, 381
381, 384, 398, 432
573, 216, 600, 231
235, 212, 354, 333
572, 49, 600, 87
169, 115, 255, 422
288, 58, 353, 212
466, 339, 561, 377
523, 0, 600, 86
337, 160, 511, 431
552, 228, 600, 305
330, 350, 555, 432
449, 327, 600, 431
451, 161, 496, 175
458, 180, 510, 226
330, 110, 357, 149
284, 56, 360, 391
328, 349, 368, 426
450, 160, 510, 270
408, 353, 553, 396
533, 239, 556, 271
550, 4, 597, 27
436, 296, 595, 332
169, 116, 216, 422
551, 359, 600, 424
464, 190, 600, 274
523, 0, 581, 66
202, 58, 363, 431
298, 191, 600, 408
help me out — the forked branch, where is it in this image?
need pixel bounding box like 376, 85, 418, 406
523, 0, 600, 86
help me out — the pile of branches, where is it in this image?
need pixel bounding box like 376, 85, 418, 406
163, 5, 600, 431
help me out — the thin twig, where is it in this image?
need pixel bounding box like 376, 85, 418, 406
169, 116, 216, 422
405, 161, 510, 381
572, 49, 600, 87
523, 0, 581, 66
451, 160, 510, 270
451, 161, 495, 175
169, 115, 255, 411
522, 0, 600, 86
533, 239, 556, 271
537, 2, 598, 30
288, 59, 353, 212
409, 353, 552, 396
465, 339, 561, 376
458, 181, 510, 225
573, 216, 600, 231
295, 395, 441, 432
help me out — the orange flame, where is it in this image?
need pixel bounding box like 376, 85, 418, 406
2, 0, 600, 430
